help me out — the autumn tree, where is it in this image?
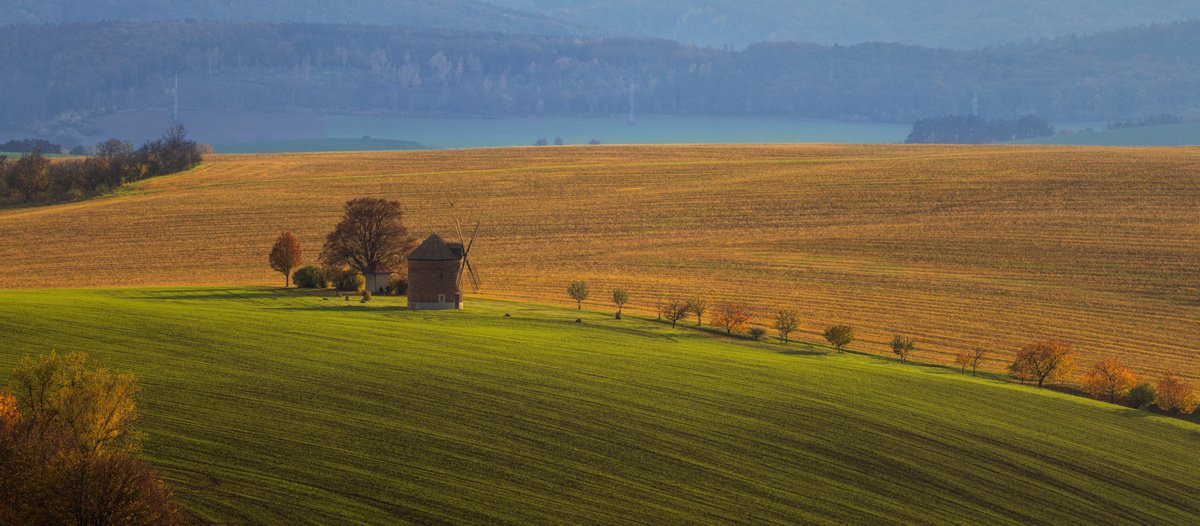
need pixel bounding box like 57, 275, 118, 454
664, 299, 690, 328
611, 288, 629, 319
1080, 359, 1139, 403
890, 335, 915, 364
320, 198, 417, 278
567, 281, 589, 309
969, 349, 986, 376
687, 297, 710, 326
269, 232, 303, 287
1008, 340, 1076, 388
1, 352, 184, 525
774, 309, 799, 343
712, 303, 752, 335
954, 350, 971, 374
823, 325, 854, 354
1154, 371, 1198, 414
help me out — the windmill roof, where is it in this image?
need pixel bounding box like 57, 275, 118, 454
407, 233, 464, 261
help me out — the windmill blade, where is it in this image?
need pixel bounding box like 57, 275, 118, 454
465, 221, 480, 256
465, 258, 481, 292
454, 217, 466, 247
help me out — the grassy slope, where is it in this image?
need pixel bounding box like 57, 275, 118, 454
1013, 122, 1200, 146
0, 287, 1197, 524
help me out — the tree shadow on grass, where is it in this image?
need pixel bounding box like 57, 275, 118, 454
270, 305, 411, 313
778, 348, 830, 357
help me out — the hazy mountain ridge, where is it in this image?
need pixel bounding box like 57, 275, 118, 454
1, 0, 596, 37
2, 19, 1199, 142
487, 0, 1200, 49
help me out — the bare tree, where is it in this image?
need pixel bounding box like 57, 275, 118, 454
319, 198, 416, 277
774, 310, 799, 343
664, 299, 689, 328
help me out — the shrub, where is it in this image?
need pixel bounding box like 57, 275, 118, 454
292, 266, 326, 288
749, 328, 766, 341
823, 325, 854, 354
361, 290, 372, 303
390, 278, 408, 295
1128, 382, 1155, 409
327, 267, 364, 292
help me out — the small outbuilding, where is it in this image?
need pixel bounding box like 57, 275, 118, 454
364, 262, 393, 295
406, 234, 464, 310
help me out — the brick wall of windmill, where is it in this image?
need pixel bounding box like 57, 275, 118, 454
407, 259, 463, 307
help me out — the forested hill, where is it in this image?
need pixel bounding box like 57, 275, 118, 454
488, 0, 1200, 49
0, 0, 593, 37
3, 20, 1200, 134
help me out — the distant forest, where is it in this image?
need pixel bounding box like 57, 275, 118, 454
3, 20, 1200, 141
905, 115, 1055, 144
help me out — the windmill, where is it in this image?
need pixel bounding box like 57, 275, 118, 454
454, 218, 481, 293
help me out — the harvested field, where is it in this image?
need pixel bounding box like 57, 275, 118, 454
0, 144, 1197, 377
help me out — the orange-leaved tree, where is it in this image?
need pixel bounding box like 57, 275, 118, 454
1080, 359, 1139, 403
269, 232, 303, 287
1, 352, 185, 525
1154, 371, 1198, 414
712, 303, 752, 335
954, 350, 971, 374
1008, 339, 1076, 388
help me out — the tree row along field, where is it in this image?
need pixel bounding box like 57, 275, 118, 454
0, 144, 1196, 378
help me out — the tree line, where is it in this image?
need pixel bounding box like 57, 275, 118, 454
568, 282, 1199, 416
0, 125, 205, 205
905, 114, 1055, 144
4, 19, 1200, 142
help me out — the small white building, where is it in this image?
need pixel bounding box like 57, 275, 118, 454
364, 262, 392, 295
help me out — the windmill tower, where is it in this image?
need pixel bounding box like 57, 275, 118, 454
405, 221, 479, 310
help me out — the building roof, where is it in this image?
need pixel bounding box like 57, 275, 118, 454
407, 233, 465, 261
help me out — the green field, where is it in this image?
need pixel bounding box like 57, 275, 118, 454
1013, 121, 1200, 146
1, 288, 1197, 524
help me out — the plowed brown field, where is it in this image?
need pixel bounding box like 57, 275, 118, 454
2, 145, 1197, 377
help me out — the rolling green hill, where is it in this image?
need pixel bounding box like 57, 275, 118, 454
1013, 121, 1200, 146
0, 287, 1197, 524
